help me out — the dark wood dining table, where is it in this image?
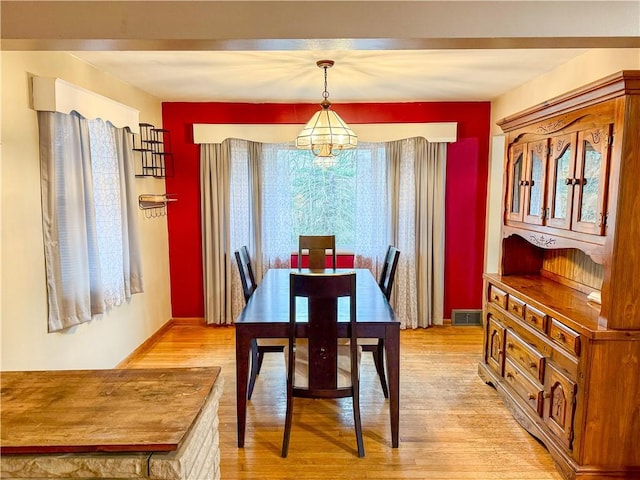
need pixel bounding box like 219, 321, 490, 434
234, 268, 400, 448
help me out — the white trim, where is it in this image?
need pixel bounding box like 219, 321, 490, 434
193, 122, 457, 144
32, 77, 140, 133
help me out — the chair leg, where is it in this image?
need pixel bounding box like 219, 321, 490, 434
247, 339, 259, 400
352, 389, 365, 457
256, 348, 266, 375
371, 340, 389, 399
282, 389, 294, 457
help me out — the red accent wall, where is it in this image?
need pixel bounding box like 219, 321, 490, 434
162, 102, 491, 320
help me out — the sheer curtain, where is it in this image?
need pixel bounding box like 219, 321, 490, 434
387, 137, 446, 328
38, 111, 143, 332
260, 144, 294, 269
352, 143, 388, 271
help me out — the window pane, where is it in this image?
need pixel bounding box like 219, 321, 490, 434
528, 151, 543, 216
258, 143, 387, 260
88, 119, 125, 308
289, 149, 356, 246
552, 145, 571, 220
580, 140, 601, 223
511, 153, 523, 214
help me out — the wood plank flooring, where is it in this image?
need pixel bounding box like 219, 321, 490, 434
124, 324, 563, 480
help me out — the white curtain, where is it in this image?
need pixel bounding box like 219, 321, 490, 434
387, 137, 446, 328
38, 111, 143, 332
352, 144, 389, 272
260, 144, 294, 269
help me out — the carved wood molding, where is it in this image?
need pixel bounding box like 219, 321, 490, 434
529, 234, 557, 248
509, 114, 589, 145
498, 71, 640, 133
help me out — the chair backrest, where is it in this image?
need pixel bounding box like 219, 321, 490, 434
235, 245, 257, 304
298, 235, 336, 270
288, 271, 357, 391
378, 245, 400, 300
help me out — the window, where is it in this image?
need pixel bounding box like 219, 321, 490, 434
257, 143, 388, 263
39, 111, 142, 332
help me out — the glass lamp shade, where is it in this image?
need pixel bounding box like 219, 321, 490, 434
295, 107, 357, 158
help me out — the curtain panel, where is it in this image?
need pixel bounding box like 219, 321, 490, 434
386, 138, 446, 327
38, 111, 143, 332
201, 142, 234, 325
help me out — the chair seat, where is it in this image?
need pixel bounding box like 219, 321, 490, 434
285, 339, 362, 389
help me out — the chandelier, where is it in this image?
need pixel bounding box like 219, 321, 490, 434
295, 60, 357, 160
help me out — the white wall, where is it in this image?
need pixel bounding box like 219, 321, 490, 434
1, 51, 173, 370
484, 49, 640, 273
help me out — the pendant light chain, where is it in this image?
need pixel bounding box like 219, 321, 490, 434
323, 64, 330, 101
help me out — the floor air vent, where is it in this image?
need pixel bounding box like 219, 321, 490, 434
451, 309, 482, 326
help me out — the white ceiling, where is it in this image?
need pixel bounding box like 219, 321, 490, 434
70, 49, 589, 103
6, 0, 636, 104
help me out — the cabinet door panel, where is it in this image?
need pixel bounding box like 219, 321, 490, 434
506, 144, 525, 222
487, 315, 506, 377
572, 125, 612, 235
546, 133, 576, 230
523, 139, 549, 225
543, 363, 577, 450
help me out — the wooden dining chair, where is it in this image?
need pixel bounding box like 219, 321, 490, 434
235, 246, 257, 303
234, 246, 285, 400
361, 245, 401, 399
298, 235, 336, 270
378, 245, 401, 301
282, 271, 364, 458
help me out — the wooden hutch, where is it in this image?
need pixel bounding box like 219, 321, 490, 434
479, 71, 640, 480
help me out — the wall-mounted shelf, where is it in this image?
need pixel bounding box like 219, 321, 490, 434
133, 123, 174, 178
138, 193, 177, 218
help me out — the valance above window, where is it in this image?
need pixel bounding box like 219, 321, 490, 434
193, 122, 457, 145
32, 76, 140, 133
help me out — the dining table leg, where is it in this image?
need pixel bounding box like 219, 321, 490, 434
235, 327, 252, 447
385, 324, 400, 448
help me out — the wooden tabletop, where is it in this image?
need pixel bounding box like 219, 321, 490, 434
0, 367, 221, 454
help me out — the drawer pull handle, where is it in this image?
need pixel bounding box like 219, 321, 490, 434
555, 332, 566, 341
512, 305, 518, 311
528, 394, 536, 400
506, 372, 513, 379
507, 342, 514, 349
529, 361, 537, 369
529, 316, 537, 323
493, 295, 500, 301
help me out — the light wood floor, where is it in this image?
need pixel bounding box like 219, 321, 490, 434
125, 324, 563, 480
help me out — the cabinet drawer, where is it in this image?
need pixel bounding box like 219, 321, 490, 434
549, 319, 581, 357
507, 295, 525, 319
524, 304, 548, 334
504, 359, 543, 415
488, 285, 508, 310
505, 329, 545, 383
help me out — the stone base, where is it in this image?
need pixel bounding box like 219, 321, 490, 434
1, 377, 223, 480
